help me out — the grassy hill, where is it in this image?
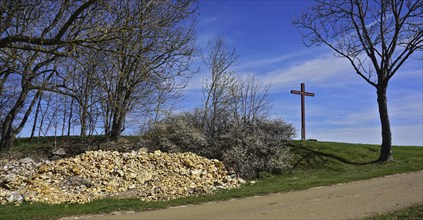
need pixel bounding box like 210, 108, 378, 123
0, 139, 422, 220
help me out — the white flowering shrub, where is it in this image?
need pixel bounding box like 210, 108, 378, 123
143, 115, 207, 153
143, 114, 295, 179
220, 119, 294, 179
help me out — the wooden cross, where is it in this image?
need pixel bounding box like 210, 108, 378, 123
291, 83, 315, 141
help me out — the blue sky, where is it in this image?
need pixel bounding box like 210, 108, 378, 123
179, 0, 423, 146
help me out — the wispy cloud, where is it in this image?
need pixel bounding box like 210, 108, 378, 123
310, 124, 423, 146
236, 50, 307, 71
199, 16, 219, 25
391, 125, 423, 146
307, 94, 422, 146
181, 44, 422, 146
389, 90, 423, 126
245, 52, 358, 92
326, 109, 379, 126
310, 126, 381, 145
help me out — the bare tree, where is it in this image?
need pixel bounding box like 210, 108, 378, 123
0, 0, 116, 53
95, 0, 197, 140
31, 91, 53, 138
0, 72, 18, 137
293, 0, 422, 161
234, 74, 272, 129
0, 0, 198, 148
132, 78, 184, 135
202, 37, 239, 138
201, 37, 274, 139
29, 93, 43, 141
0, 0, 108, 149
0, 49, 56, 149
50, 54, 103, 138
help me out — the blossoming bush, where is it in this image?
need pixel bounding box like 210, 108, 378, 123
143, 114, 295, 179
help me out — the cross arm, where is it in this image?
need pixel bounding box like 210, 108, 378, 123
290, 90, 315, 97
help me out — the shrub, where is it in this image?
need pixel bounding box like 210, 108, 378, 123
142, 115, 207, 153
221, 119, 294, 179
142, 113, 295, 180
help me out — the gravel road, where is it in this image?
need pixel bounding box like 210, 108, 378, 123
75, 171, 423, 220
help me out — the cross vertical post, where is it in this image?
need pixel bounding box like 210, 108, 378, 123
291, 83, 315, 141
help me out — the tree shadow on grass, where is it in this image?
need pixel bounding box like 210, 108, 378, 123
290, 143, 378, 169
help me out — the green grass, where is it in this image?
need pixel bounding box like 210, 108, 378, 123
0, 141, 422, 220
0, 135, 141, 160
366, 204, 423, 220
0, 135, 104, 160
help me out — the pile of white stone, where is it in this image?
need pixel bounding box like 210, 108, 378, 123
0, 149, 240, 204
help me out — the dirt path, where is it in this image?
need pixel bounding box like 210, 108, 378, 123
77, 171, 423, 220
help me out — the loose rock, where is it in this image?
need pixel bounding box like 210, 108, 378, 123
52, 148, 67, 156
0, 150, 241, 204
7, 191, 23, 203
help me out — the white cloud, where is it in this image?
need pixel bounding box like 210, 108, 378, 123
309, 126, 381, 145
392, 125, 423, 146
184, 71, 206, 91
308, 105, 422, 146
256, 54, 356, 91
235, 50, 306, 71
180, 46, 422, 146
326, 110, 379, 126
199, 16, 219, 25
309, 124, 422, 146
390, 92, 423, 121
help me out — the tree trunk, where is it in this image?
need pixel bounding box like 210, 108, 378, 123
79, 97, 90, 137
109, 84, 131, 140
109, 115, 123, 140
80, 107, 87, 137
376, 85, 392, 161
0, 87, 42, 149
0, 86, 30, 149
0, 133, 14, 151
61, 96, 67, 136
67, 97, 74, 136
30, 94, 43, 141
104, 105, 111, 136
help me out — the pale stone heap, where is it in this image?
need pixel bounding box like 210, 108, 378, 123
0, 150, 240, 204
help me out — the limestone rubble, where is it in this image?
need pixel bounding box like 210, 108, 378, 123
0, 150, 240, 204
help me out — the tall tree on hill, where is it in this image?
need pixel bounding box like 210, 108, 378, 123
0, 0, 197, 148
97, 0, 197, 140
0, 0, 107, 149
202, 37, 239, 139
293, 0, 422, 161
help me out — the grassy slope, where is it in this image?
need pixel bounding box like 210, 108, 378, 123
0, 141, 422, 220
